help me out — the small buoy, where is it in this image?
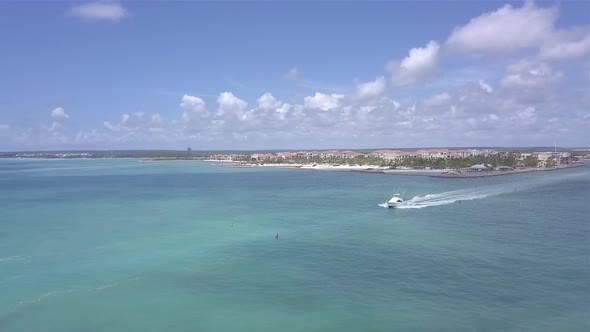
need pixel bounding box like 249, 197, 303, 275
276, 233, 279, 239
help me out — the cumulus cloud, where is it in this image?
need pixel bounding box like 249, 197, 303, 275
217, 92, 247, 116
284, 67, 300, 80
304, 92, 344, 111
67, 1, 128, 22
25, 78, 587, 149
51, 107, 69, 119
180, 95, 207, 121
356, 76, 386, 99
388, 41, 440, 86
275, 103, 292, 119
446, 2, 558, 53
257, 93, 282, 110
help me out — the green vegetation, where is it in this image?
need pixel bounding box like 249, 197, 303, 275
523, 155, 540, 168
238, 154, 525, 170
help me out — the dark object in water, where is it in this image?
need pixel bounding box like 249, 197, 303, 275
276, 233, 279, 239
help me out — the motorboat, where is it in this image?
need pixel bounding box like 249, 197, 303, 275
387, 193, 403, 208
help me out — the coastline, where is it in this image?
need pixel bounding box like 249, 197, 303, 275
222, 162, 585, 178
430, 163, 585, 178
139, 159, 206, 163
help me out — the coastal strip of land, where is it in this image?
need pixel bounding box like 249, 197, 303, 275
218, 162, 585, 178
135, 147, 587, 178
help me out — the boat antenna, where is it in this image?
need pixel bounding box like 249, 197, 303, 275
401, 189, 407, 198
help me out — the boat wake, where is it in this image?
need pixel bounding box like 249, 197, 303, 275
379, 170, 586, 209
397, 189, 499, 209
378, 188, 496, 209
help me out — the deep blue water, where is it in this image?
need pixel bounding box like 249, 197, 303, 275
0, 159, 589, 331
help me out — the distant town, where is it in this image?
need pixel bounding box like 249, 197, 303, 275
208, 148, 577, 166
3, 148, 587, 176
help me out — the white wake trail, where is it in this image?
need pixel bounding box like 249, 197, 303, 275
381, 170, 587, 209
397, 188, 498, 209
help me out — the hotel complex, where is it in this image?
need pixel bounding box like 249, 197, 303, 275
208, 148, 574, 168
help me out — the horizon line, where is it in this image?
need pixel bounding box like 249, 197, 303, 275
2, 146, 589, 154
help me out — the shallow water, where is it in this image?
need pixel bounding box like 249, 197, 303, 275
1, 159, 589, 331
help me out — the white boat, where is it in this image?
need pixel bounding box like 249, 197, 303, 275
387, 193, 404, 208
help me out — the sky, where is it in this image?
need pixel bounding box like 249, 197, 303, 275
0, 1, 589, 151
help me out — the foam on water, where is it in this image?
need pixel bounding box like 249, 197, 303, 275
381, 170, 587, 209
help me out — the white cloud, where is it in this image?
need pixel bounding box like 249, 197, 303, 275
356, 76, 386, 99
478, 80, 493, 93
423, 92, 451, 106
180, 95, 207, 121
151, 113, 163, 126
388, 41, 440, 86
304, 92, 344, 111
217, 92, 247, 115
540, 33, 590, 61
51, 107, 69, 119
446, 2, 558, 53
180, 95, 206, 111
257, 93, 282, 110
501, 60, 561, 89
40, 120, 69, 144
67, 2, 128, 22
284, 67, 300, 80
272, 103, 292, 120
24, 78, 588, 149
103, 112, 157, 132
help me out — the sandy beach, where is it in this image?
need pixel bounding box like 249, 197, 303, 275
225, 162, 585, 178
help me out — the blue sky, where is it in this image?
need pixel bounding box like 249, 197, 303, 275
0, 1, 588, 151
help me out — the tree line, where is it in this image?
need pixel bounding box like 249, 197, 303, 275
240, 154, 542, 170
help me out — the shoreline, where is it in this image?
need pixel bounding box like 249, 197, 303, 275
429, 163, 585, 178
139, 159, 206, 163
224, 162, 585, 178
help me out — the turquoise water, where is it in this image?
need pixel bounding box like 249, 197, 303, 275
1, 159, 589, 331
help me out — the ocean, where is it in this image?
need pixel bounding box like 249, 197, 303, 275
0, 159, 588, 331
